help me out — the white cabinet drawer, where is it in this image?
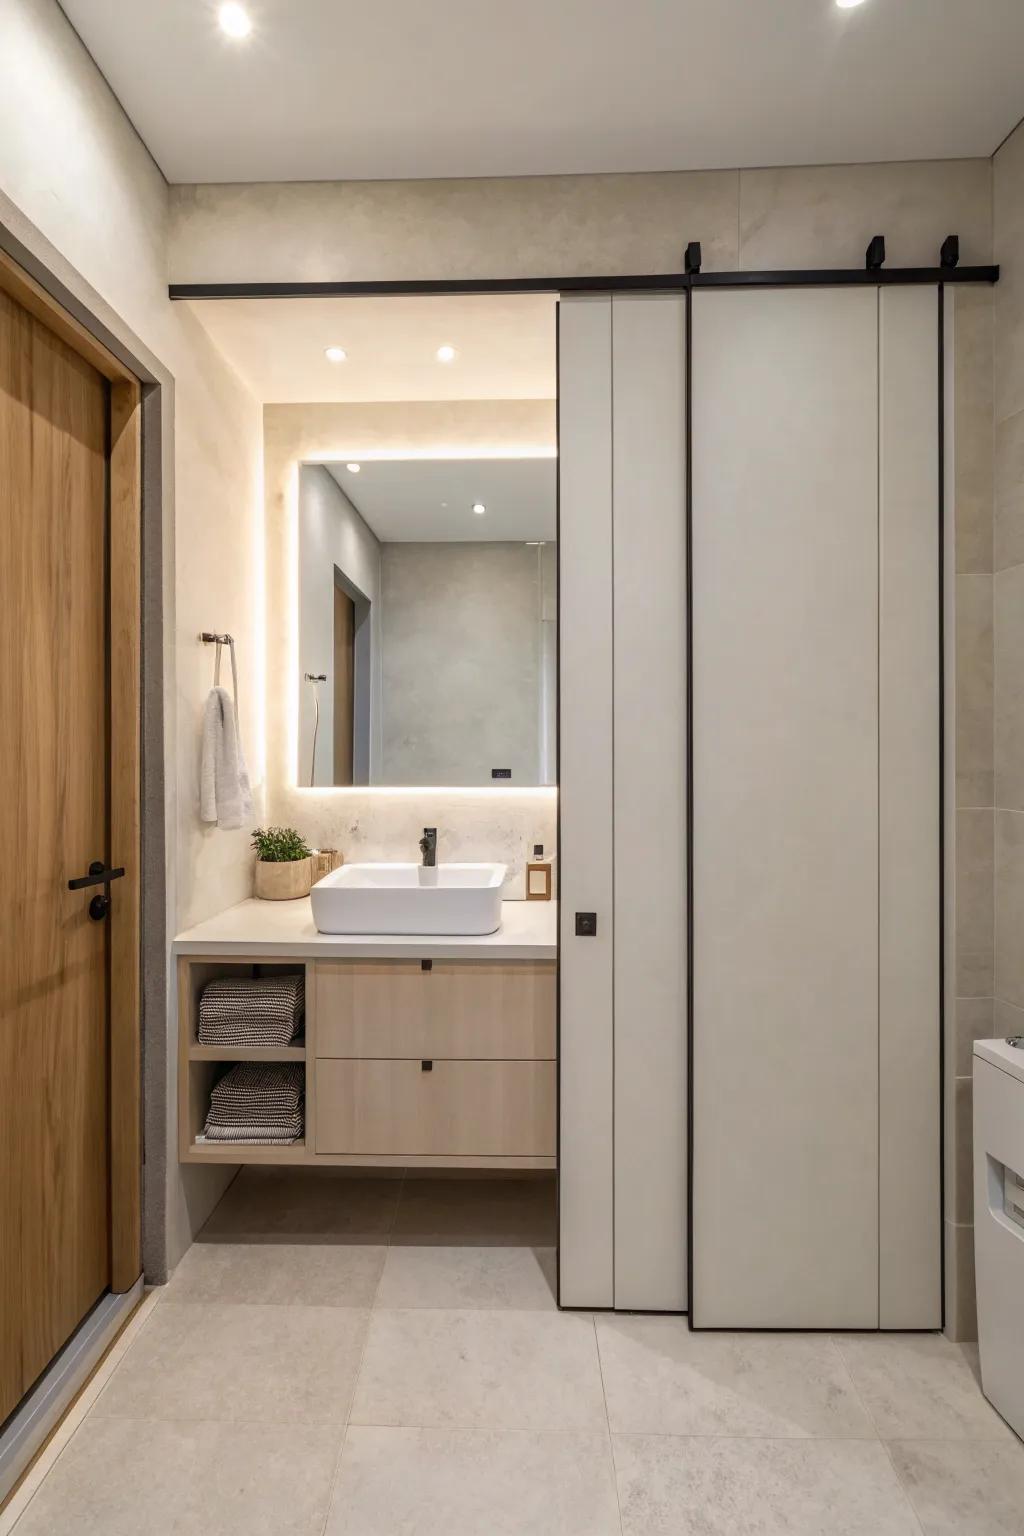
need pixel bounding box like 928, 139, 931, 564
315, 1058, 556, 1156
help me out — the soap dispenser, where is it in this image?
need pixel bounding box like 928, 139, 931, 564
525, 843, 553, 901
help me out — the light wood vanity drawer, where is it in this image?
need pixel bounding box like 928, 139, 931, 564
314, 960, 555, 1060
315, 1058, 556, 1156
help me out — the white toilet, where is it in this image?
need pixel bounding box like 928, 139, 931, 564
973, 1037, 1024, 1441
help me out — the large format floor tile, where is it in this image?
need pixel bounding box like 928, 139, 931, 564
351, 1309, 606, 1430
391, 1177, 557, 1246
832, 1334, 1012, 1440
887, 1439, 1024, 1535
596, 1319, 874, 1439
12, 1416, 342, 1536
613, 1434, 921, 1536
165, 1239, 386, 1306
375, 1245, 556, 1310
325, 1426, 620, 1535
93, 1301, 368, 1424
202, 1169, 401, 1240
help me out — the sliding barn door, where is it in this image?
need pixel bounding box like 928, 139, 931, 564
690, 286, 940, 1329
559, 293, 688, 1312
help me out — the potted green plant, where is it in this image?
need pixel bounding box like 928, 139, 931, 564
251, 826, 314, 901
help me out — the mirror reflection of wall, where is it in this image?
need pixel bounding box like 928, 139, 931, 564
299, 455, 557, 788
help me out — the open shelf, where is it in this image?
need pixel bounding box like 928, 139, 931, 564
188, 1040, 306, 1062
184, 1139, 310, 1165
179, 955, 310, 1163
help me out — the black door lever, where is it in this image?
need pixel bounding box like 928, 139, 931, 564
69, 861, 125, 921
68, 861, 125, 891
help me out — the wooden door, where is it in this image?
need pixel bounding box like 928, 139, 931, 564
0, 287, 117, 1421
333, 584, 355, 785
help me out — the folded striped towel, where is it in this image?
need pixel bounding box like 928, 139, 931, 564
198, 974, 305, 1048
203, 1063, 305, 1144
199, 1122, 303, 1146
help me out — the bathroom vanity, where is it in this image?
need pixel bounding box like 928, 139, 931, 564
174, 898, 556, 1170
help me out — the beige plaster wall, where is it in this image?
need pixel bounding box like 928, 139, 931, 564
170, 160, 992, 283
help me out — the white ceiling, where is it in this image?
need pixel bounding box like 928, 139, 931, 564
324, 458, 556, 542
188, 294, 556, 402
62, 0, 1024, 184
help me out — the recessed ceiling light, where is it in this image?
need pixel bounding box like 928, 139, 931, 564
218, 3, 252, 38
325, 345, 347, 363
346, 463, 361, 473
472, 502, 486, 515
436, 345, 457, 363
835, 0, 866, 8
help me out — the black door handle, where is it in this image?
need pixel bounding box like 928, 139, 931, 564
68, 861, 125, 891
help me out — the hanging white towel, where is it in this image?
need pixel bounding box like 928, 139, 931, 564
200, 684, 254, 830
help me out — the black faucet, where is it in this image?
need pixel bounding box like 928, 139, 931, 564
419, 827, 437, 868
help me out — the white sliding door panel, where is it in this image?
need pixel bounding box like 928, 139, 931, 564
878, 287, 942, 1328
692, 287, 880, 1329
558, 296, 615, 1308
612, 295, 688, 1312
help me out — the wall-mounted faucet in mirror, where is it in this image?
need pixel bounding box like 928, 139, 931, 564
298, 454, 557, 789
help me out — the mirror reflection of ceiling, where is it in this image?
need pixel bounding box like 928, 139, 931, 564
322, 458, 556, 543
185, 294, 557, 403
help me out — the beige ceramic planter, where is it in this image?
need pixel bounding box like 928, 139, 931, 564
254, 856, 313, 901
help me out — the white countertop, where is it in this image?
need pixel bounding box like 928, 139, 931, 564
975, 1036, 1024, 1086
174, 897, 558, 960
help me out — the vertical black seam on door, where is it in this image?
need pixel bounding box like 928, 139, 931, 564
609, 294, 616, 1309
937, 282, 947, 1331
555, 298, 562, 1309
877, 286, 882, 1329
685, 278, 695, 1327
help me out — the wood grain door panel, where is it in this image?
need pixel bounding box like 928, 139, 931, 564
0, 290, 111, 1418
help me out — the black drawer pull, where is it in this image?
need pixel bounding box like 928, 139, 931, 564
421, 1059, 433, 1072
421, 959, 433, 972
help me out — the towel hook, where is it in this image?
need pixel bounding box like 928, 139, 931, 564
200, 631, 240, 715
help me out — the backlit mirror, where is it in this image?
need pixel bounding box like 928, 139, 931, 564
298, 454, 556, 787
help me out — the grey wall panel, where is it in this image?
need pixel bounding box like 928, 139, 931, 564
692, 287, 880, 1328
612, 294, 688, 1311
558, 295, 615, 1307
878, 286, 942, 1328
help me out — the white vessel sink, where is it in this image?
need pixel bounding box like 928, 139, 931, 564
310, 862, 506, 936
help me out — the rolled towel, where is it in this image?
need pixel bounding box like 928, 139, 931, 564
199, 974, 305, 1047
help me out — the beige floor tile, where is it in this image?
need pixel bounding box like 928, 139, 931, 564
93, 1302, 368, 1425
392, 1177, 557, 1246
351, 1309, 605, 1430
0, 1291, 162, 1536
12, 1416, 341, 1536
375, 1246, 556, 1310
888, 1438, 1024, 1534
324, 1425, 620, 1535
202, 1169, 401, 1239
597, 1319, 875, 1439
164, 1240, 386, 1307
832, 1334, 1011, 1440
614, 1434, 922, 1535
